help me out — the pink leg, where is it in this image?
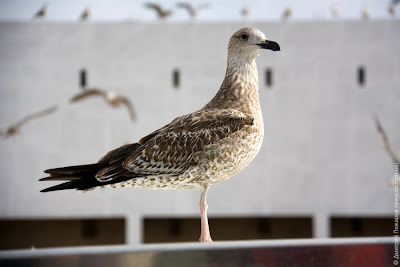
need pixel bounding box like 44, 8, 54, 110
199, 187, 213, 242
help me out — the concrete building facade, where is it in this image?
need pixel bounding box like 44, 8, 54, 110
0, 21, 398, 247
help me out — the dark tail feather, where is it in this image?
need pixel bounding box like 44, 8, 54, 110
40, 163, 102, 192
40, 180, 78, 192
39, 176, 82, 181
44, 163, 99, 175
40, 162, 136, 192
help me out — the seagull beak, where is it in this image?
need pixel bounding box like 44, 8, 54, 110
258, 40, 280, 51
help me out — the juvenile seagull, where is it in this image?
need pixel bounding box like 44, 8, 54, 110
0, 106, 58, 139
145, 3, 173, 19
70, 88, 137, 122
40, 28, 280, 242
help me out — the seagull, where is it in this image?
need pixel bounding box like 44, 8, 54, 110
0, 106, 58, 139
70, 88, 137, 122
40, 28, 280, 243
176, 2, 209, 18
362, 8, 370, 20
34, 4, 47, 19
389, 4, 397, 16
80, 7, 90, 21
331, 5, 339, 17
375, 116, 400, 165
282, 7, 293, 20
145, 3, 173, 19
241, 7, 249, 18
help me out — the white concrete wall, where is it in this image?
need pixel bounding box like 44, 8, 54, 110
0, 21, 399, 244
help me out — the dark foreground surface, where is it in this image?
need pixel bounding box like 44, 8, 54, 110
0, 237, 392, 267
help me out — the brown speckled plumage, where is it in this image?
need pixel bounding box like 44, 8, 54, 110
40, 27, 280, 242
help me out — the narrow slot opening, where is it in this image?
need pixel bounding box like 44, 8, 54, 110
80, 69, 87, 89
358, 66, 365, 86
173, 69, 180, 89
265, 68, 273, 88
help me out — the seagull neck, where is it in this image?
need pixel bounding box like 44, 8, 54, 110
205, 59, 260, 114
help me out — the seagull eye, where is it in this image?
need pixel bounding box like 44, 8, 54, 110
241, 34, 248, 40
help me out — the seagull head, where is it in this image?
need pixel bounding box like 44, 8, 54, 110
228, 27, 280, 65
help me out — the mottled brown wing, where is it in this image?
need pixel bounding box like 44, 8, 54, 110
117, 109, 254, 177
97, 143, 142, 165
70, 89, 106, 103
94, 143, 144, 182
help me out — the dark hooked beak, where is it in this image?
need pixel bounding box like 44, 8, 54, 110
258, 40, 280, 51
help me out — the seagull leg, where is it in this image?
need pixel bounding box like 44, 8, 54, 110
199, 187, 213, 242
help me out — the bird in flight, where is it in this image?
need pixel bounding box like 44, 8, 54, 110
70, 88, 137, 122
176, 2, 209, 18
282, 7, 293, 20
241, 7, 249, 18
1, 106, 58, 139
145, 3, 173, 19
34, 3, 47, 19
40, 28, 280, 242
361, 7, 371, 20
80, 7, 90, 21
375, 116, 400, 165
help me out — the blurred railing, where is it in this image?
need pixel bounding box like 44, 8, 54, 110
0, 237, 393, 267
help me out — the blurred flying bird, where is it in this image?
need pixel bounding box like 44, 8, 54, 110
389, 4, 397, 16
331, 5, 339, 17
145, 3, 173, 19
361, 8, 370, 19
375, 116, 400, 165
282, 7, 292, 20
70, 88, 137, 121
176, 2, 209, 18
34, 4, 47, 18
0, 106, 58, 139
80, 7, 90, 20
241, 7, 249, 18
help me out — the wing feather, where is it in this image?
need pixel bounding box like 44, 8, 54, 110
17, 105, 58, 127
118, 96, 137, 121
70, 88, 106, 103
116, 109, 253, 178
375, 116, 400, 164
145, 3, 163, 13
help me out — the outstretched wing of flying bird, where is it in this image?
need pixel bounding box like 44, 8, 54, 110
70, 89, 107, 103
0, 105, 58, 138
117, 96, 137, 121
375, 116, 400, 164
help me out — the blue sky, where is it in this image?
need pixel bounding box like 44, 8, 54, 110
0, 0, 396, 21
